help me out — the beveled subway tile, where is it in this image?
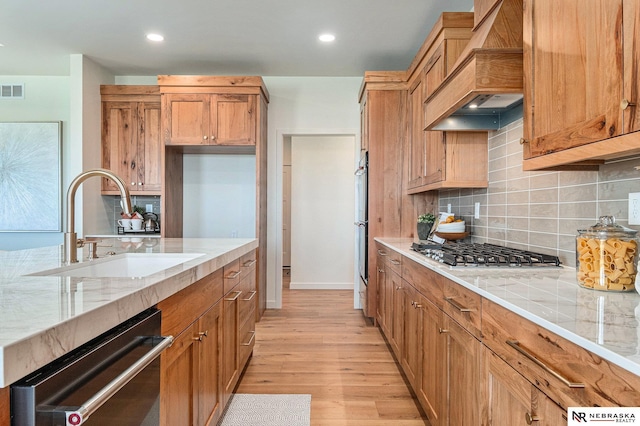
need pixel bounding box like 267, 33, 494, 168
489, 156, 507, 173
506, 229, 528, 244
598, 200, 625, 219
488, 131, 507, 150
530, 188, 558, 203
530, 172, 559, 190
489, 180, 507, 193
489, 168, 508, 183
559, 201, 596, 219
558, 184, 597, 202
507, 217, 529, 230
558, 234, 576, 253
507, 176, 529, 191
506, 151, 524, 169
507, 203, 530, 217
488, 216, 507, 228
507, 164, 528, 180
529, 218, 558, 234
529, 231, 558, 249
599, 180, 637, 200
507, 190, 529, 204
505, 122, 523, 138
598, 158, 640, 181
489, 144, 508, 162
558, 170, 598, 186
487, 228, 507, 241
559, 218, 594, 234
488, 192, 507, 205
529, 203, 558, 218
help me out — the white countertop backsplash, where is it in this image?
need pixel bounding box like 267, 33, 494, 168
0, 237, 258, 387
376, 237, 640, 377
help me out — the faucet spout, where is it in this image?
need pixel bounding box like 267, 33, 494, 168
64, 168, 132, 264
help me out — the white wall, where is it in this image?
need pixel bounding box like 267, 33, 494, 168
0, 75, 70, 250
262, 77, 362, 308
290, 135, 355, 289
182, 154, 256, 238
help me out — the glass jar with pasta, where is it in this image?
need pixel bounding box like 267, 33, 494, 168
576, 216, 638, 292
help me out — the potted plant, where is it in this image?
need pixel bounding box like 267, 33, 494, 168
417, 213, 436, 240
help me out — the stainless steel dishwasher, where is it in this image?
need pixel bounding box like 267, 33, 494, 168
11, 307, 173, 426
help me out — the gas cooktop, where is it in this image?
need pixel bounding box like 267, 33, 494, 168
411, 242, 561, 267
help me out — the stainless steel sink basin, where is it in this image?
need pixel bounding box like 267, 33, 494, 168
29, 253, 205, 278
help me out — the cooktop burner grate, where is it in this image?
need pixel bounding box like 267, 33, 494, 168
411, 242, 561, 267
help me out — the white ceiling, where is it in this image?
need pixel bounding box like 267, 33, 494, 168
1, 0, 473, 77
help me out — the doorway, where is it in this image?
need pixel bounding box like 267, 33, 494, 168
277, 133, 357, 300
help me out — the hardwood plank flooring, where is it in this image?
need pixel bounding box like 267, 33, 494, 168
235, 286, 429, 425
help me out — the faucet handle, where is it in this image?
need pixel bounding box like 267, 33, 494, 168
76, 238, 85, 247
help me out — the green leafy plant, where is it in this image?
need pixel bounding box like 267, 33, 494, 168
418, 213, 436, 223
133, 205, 146, 216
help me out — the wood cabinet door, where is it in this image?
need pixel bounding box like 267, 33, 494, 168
417, 297, 445, 426
408, 78, 425, 189
160, 323, 198, 426
376, 254, 389, 334
163, 93, 210, 145
623, 0, 640, 134
360, 95, 369, 152
198, 302, 223, 426
222, 289, 241, 408
444, 315, 481, 426
401, 284, 422, 388
102, 101, 138, 192
389, 269, 404, 359
525, 0, 623, 158
210, 94, 256, 145
138, 101, 162, 192
423, 131, 445, 185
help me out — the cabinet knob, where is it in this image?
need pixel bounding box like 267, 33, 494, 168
211, 135, 216, 140
519, 138, 529, 145
525, 412, 539, 424
131, 182, 136, 186
203, 135, 208, 140
621, 99, 636, 110
139, 182, 143, 186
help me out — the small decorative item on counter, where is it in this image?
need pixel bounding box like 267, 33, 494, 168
417, 213, 436, 240
576, 216, 638, 292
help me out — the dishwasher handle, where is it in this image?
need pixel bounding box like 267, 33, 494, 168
64, 334, 173, 426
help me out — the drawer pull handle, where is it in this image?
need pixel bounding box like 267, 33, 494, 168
193, 330, 208, 342
241, 331, 256, 346
377, 250, 388, 256
445, 297, 472, 313
506, 340, 585, 388
225, 291, 242, 301
242, 291, 257, 301
389, 259, 401, 266
242, 259, 257, 267
525, 412, 539, 424
378, 268, 385, 273
438, 328, 449, 334
225, 270, 241, 279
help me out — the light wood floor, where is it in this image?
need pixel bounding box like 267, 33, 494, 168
235, 280, 429, 425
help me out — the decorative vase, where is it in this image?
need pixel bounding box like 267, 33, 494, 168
417, 222, 433, 240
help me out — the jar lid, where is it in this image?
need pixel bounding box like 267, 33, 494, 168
578, 215, 638, 238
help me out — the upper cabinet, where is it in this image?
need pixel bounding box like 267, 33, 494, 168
101, 85, 162, 195
405, 12, 489, 194
158, 75, 268, 147
522, 0, 640, 170
162, 93, 257, 146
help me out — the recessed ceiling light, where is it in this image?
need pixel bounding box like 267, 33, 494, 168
0, 43, 4, 47
319, 34, 336, 42
146, 33, 164, 42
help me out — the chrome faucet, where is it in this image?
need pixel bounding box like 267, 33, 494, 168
64, 168, 132, 264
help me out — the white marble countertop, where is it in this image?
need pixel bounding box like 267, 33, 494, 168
0, 237, 258, 387
376, 237, 640, 377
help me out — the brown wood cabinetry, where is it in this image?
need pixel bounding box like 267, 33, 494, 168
158, 250, 257, 426
101, 86, 162, 195
158, 268, 224, 426
522, 0, 640, 170
359, 78, 406, 320
483, 347, 566, 426
158, 76, 268, 323
162, 93, 256, 146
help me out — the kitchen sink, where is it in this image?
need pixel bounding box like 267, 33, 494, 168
29, 253, 206, 278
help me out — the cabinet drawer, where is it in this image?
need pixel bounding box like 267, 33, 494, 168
239, 318, 256, 366
402, 257, 444, 309
442, 279, 481, 338
239, 279, 257, 327
239, 250, 257, 281
223, 259, 241, 294
159, 268, 223, 336
482, 299, 640, 408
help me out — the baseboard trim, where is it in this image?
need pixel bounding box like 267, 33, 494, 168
289, 282, 354, 290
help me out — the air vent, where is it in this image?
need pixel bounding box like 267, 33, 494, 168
0, 84, 24, 99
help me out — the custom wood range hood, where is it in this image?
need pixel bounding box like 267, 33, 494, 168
425, 0, 523, 131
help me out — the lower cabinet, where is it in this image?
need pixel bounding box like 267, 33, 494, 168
418, 297, 445, 424
483, 347, 566, 426
159, 250, 257, 426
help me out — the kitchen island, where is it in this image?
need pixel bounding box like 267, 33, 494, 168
0, 237, 257, 423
